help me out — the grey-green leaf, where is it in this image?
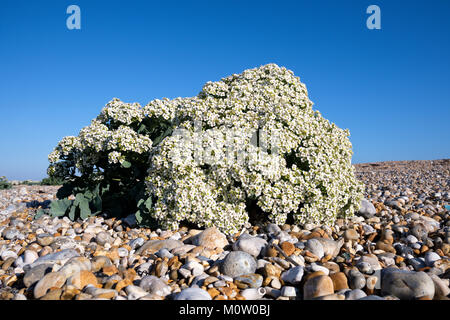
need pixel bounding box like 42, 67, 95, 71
49, 199, 72, 217
121, 160, 131, 168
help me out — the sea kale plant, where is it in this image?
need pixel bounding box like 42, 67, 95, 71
45, 63, 364, 234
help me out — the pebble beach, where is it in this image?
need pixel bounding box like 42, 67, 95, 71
0, 159, 449, 301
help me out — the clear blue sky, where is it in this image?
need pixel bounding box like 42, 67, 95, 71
1, 0, 449, 180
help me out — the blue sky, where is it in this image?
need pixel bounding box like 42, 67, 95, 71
1, 0, 449, 180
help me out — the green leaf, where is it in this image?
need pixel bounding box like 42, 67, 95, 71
92, 194, 102, 212
135, 210, 143, 224
137, 199, 145, 207
137, 124, 147, 134
79, 197, 91, 220
152, 127, 173, 146
144, 197, 153, 210
68, 205, 76, 221
49, 198, 72, 216
121, 160, 131, 168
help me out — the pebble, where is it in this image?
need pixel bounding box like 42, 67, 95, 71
34, 271, 66, 298
280, 266, 304, 285
29, 249, 79, 268
234, 273, 263, 288
125, 285, 150, 300
329, 272, 348, 291
175, 287, 212, 300
381, 269, 435, 300
23, 263, 54, 287
221, 251, 257, 277
424, 251, 441, 267
303, 275, 334, 300
305, 239, 324, 259
190, 227, 228, 249
345, 289, 367, 300
139, 275, 171, 296
240, 287, 266, 300
348, 269, 366, 290
232, 233, 267, 257
357, 199, 377, 218
281, 286, 297, 297
135, 239, 184, 255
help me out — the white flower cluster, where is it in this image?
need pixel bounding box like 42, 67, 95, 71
144, 64, 364, 234
48, 99, 152, 176
48, 64, 363, 235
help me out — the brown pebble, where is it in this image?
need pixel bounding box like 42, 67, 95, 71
280, 242, 295, 256
207, 288, 220, 299
102, 265, 119, 276
40, 288, 63, 300
115, 279, 132, 292
303, 275, 334, 300
266, 246, 278, 257
263, 263, 282, 278
329, 272, 348, 291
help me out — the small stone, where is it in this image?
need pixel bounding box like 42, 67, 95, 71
102, 265, 119, 276
34, 272, 66, 299
175, 287, 212, 300
357, 199, 376, 219
356, 262, 374, 275
139, 275, 171, 297
263, 263, 282, 278
234, 273, 263, 289
381, 269, 435, 300
67, 270, 98, 290
29, 249, 79, 268
232, 233, 268, 257
270, 277, 282, 289
429, 274, 450, 298
207, 287, 220, 299
95, 231, 113, 246
330, 272, 348, 291
348, 269, 366, 290
280, 266, 304, 285
406, 235, 418, 244
305, 239, 324, 259
313, 237, 344, 258
1, 250, 18, 261
310, 263, 330, 275
345, 289, 367, 300
375, 241, 396, 253
191, 227, 228, 249
280, 242, 295, 256
266, 224, 282, 235
424, 251, 441, 267
344, 229, 359, 241
40, 288, 63, 300
125, 285, 150, 300
221, 251, 257, 278
135, 239, 184, 255
37, 233, 54, 246
240, 287, 266, 300
115, 279, 132, 293
281, 286, 297, 297
23, 263, 54, 287
303, 275, 334, 300
58, 257, 92, 280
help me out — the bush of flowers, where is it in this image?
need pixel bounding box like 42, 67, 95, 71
45, 64, 364, 234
